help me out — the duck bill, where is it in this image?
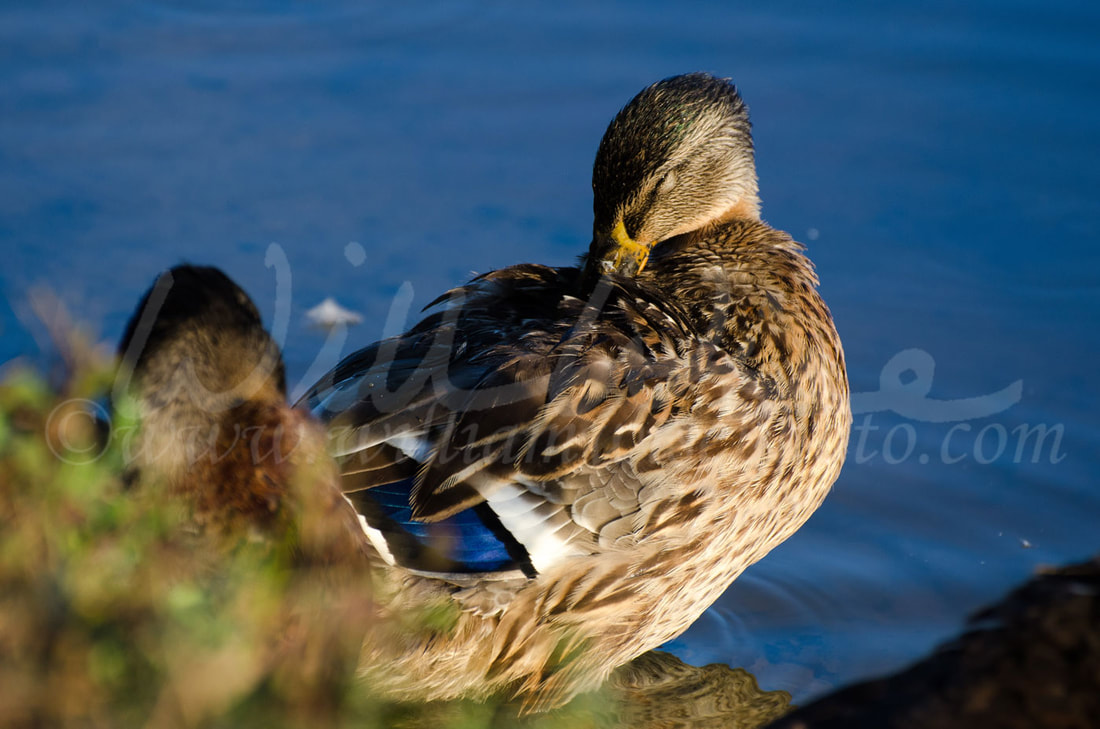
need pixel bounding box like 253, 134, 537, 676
601, 220, 653, 277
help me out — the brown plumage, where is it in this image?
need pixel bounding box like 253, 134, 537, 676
301, 73, 852, 710
116, 265, 369, 561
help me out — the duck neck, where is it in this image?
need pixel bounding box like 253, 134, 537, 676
639, 219, 826, 378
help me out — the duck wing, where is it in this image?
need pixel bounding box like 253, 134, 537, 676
299, 264, 740, 579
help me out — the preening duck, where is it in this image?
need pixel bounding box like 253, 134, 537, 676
301, 73, 852, 710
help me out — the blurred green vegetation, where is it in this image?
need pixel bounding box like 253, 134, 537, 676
0, 349, 790, 729
1, 356, 352, 727
0, 353, 617, 729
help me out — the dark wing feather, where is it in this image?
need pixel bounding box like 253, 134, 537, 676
299, 265, 709, 576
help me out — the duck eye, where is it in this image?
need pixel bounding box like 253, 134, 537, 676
657, 169, 677, 195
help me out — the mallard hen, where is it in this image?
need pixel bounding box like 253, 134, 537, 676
300, 72, 851, 711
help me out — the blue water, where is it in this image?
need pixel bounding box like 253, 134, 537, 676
3, 0, 1098, 702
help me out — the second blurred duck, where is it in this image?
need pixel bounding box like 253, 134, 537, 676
116, 264, 368, 560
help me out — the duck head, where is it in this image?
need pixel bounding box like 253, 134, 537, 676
116, 265, 286, 413
588, 73, 760, 277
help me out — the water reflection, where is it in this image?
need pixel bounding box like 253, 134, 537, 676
389, 652, 791, 729
606, 652, 791, 729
